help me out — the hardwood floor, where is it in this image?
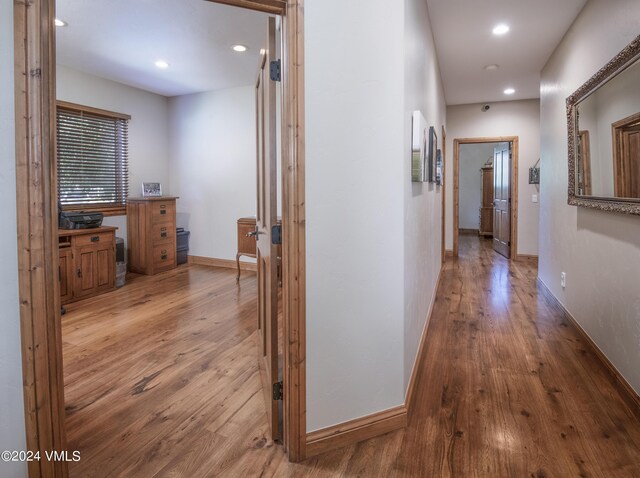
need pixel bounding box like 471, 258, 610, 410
63, 238, 640, 477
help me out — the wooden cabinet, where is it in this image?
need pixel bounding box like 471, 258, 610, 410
58, 226, 117, 305
127, 197, 179, 275
479, 166, 494, 237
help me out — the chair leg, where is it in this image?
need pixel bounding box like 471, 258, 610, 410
236, 253, 241, 283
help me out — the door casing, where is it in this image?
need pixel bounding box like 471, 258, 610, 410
452, 136, 519, 259
12, 1, 306, 476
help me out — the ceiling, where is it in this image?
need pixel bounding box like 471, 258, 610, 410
57, 0, 587, 103
56, 0, 269, 97
426, 0, 587, 105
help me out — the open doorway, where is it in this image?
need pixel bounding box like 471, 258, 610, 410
13, 0, 306, 475
453, 137, 519, 259
54, 1, 285, 474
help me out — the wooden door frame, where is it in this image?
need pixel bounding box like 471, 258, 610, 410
13, 1, 306, 476
452, 137, 518, 259
441, 126, 447, 263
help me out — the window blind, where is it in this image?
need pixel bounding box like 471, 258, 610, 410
56, 103, 129, 210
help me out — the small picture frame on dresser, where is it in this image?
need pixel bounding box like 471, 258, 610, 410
142, 182, 162, 197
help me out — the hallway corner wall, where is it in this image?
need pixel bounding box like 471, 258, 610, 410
403, 0, 447, 394
445, 100, 541, 256
539, 0, 640, 394
305, 0, 406, 432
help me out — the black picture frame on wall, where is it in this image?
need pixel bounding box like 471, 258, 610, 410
428, 126, 437, 183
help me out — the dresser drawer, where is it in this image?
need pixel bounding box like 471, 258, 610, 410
73, 231, 114, 247
151, 201, 176, 224
151, 222, 176, 244
152, 243, 175, 271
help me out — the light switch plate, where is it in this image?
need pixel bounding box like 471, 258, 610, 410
532, 194, 538, 203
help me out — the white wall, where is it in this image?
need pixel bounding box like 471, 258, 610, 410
306, 0, 406, 431
306, 0, 446, 432
168, 86, 256, 261
446, 100, 541, 255
539, 0, 640, 394
56, 65, 172, 246
403, 0, 446, 393
459, 143, 495, 230
0, 3, 27, 477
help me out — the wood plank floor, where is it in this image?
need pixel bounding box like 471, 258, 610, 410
63, 237, 640, 477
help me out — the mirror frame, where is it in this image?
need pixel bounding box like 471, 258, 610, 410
566, 34, 640, 215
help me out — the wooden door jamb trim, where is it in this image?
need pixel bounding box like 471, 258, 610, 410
13, 0, 307, 473
453, 136, 519, 259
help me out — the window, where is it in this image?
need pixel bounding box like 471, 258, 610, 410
56, 101, 130, 215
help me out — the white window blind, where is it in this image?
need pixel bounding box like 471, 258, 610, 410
56, 102, 130, 211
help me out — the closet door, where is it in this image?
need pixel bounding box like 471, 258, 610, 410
493, 142, 511, 258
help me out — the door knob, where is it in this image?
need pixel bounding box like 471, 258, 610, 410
246, 226, 265, 239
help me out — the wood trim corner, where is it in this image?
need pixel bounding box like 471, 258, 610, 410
537, 279, 640, 421
305, 264, 445, 458
405, 265, 444, 416
516, 254, 539, 264
306, 405, 407, 458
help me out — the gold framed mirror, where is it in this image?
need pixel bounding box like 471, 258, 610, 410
567, 34, 640, 215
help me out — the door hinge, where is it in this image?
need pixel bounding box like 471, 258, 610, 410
270, 59, 281, 82
273, 381, 283, 400
271, 224, 282, 245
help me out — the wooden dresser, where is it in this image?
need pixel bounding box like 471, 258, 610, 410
127, 196, 178, 275
59, 226, 117, 304
479, 165, 494, 237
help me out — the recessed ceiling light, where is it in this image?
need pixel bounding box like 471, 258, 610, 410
484, 64, 499, 71
232, 44, 248, 53
504, 88, 516, 95
54, 18, 67, 27
155, 60, 169, 69
492, 24, 510, 35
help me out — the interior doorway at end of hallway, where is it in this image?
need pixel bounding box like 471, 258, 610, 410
453, 137, 519, 259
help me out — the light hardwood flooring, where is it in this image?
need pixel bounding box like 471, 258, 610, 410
63, 237, 640, 477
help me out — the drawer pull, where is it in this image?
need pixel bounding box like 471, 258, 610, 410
91, 236, 100, 242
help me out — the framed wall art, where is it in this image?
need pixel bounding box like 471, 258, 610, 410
428, 126, 438, 183
411, 111, 428, 182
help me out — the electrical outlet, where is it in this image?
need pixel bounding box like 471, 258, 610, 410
561, 272, 566, 288
532, 194, 538, 203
